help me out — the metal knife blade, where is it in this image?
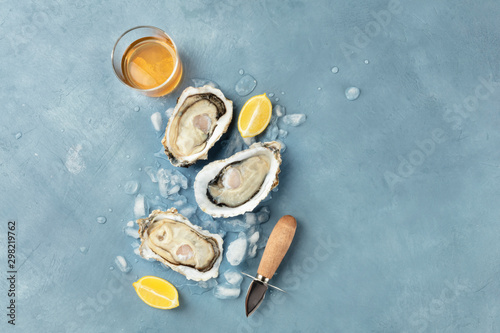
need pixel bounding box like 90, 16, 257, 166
245, 280, 268, 317
244, 215, 297, 317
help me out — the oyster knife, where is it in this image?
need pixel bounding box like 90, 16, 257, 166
244, 215, 297, 317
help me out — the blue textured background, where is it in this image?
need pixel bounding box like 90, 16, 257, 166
1, 0, 500, 332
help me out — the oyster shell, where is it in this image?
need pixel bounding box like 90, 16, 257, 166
138, 208, 223, 281
194, 141, 282, 218
162, 85, 233, 167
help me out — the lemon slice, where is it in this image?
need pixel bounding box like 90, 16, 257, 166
133, 276, 179, 309
237, 93, 272, 138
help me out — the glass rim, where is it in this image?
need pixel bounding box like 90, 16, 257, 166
111, 25, 180, 93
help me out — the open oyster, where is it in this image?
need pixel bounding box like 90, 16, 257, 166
137, 208, 223, 281
162, 85, 233, 167
194, 141, 282, 218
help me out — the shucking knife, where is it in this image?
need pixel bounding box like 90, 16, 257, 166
244, 215, 297, 317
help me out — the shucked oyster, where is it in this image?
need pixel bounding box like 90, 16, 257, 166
162, 85, 233, 167
194, 141, 282, 218
138, 208, 223, 281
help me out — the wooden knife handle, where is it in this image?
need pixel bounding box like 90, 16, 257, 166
257, 215, 297, 280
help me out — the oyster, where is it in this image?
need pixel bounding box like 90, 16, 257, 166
194, 141, 282, 218
162, 85, 233, 167
138, 208, 223, 281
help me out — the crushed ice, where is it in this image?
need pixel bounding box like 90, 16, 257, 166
234, 74, 257, 96
150, 112, 162, 132
283, 114, 306, 126
115, 255, 131, 273
120, 77, 308, 300
226, 232, 248, 266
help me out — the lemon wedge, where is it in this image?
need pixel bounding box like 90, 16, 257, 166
237, 93, 272, 138
133, 276, 179, 310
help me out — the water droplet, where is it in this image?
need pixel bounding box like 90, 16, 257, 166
79, 246, 88, 254
108, 208, 113, 212
235, 74, 257, 96
109, 266, 114, 270
364, 59, 369, 64
275, 97, 280, 102
96, 216, 107, 224
22, 104, 26, 107
331, 66, 339, 74
60, 129, 65, 132
345, 87, 361, 101
138, 167, 142, 171
269, 93, 275, 97
134, 106, 140, 112
281, 91, 285, 95
126, 155, 130, 159
238, 69, 244, 75
15, 132, 22, 139
124, 180, 140, 195
318, 87, 322, 91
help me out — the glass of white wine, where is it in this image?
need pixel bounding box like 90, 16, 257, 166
111, 26, 183, 97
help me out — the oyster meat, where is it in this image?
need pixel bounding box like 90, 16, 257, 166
162, 85, 233, 167
138, 208, 223, 281
194, 141, 282, 218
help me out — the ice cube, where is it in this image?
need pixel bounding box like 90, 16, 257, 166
144, 166, 158, 183
199, 279, 218, 289
274, 105, 286, 117
176, 171, 188, 189
168, 184, 180, 196
192, 78, 219, 88
224, 270, 243, 286
213, 283, 241, 299
245, 212, 257, 225
180, 205, 197, 218
115, 256, 131, 273
226, 233, 248, 266
126, 220, 134, 227
257, 207, 271, 223
148, 195, 167, 212
221, 219, 249, 232
283, 114, 306, 126
173, 195, 187, 207
277, 140, 286, 153
124, 227, 140, 239
168, 169, 188, 189
243, 137, 256, 147
234, 74, 257, 96
265, 124, 279, 141
198, 212, 219, 233
165, 107, 174, 118
150, 112, 162, 132
134, 194, 147, 218
278, 129, 288, 138
247, 244, 258, 258
157, 169, 170, 198
248, 231, 260, 244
